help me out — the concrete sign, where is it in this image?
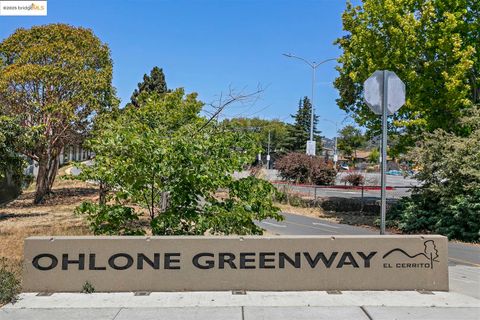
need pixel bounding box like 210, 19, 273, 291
364, 70, 406, 115
23, 235, 448, 292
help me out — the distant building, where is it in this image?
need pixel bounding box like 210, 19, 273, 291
338, 150, 395, 170
25, 145, 92, 178
320, 147, 334, 162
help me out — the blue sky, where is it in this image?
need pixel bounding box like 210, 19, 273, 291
0, 0, 356, 138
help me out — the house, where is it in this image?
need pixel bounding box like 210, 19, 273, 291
25, 145, 93, 178
338, 150, 394, 169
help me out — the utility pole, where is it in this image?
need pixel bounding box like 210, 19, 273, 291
266, 131, 271, 169
283, 53, 336, 156
334, 134, 338, 168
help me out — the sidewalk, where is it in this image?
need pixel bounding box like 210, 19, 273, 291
1, 266, 479, 320
1, 289, 479, 320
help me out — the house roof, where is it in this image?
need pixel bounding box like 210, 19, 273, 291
338, 150, 392, 161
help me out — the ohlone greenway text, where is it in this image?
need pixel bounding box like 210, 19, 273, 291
32, 251, 378, 271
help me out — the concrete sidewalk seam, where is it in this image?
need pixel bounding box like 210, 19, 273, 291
360, 306, 373, 320
112, 307, 123, 320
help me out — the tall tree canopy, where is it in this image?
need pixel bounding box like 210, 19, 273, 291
0, 116, 27, 182
130, 66, 168, 107
335, 0, 479, 153
286, 97, 322, 153
0, 24, 116, 203
337, 125, 365, 160
221, 117, 290, 160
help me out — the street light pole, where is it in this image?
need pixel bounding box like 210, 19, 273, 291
310, 66, 315, 142
267, 130, 271, 169
283, 53, 336, 156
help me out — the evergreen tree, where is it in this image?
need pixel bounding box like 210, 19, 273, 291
130, 66, 168, 107
285, 97, 322, 153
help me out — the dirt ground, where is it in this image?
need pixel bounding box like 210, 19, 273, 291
0, 169, 96, 277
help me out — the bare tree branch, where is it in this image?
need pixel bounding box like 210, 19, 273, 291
198, 84, 265, 133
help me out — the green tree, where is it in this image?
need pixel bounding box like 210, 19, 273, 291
130, 66, 168, 107
222, 117, 290, 161
368, 148, 380, 164
75, 89, 282, 235
335, 0, 479, 153
286, 97, 322, 153
0, 116, 29, 187
337, 125, 365, 161
0, 24, 116, 203
389, 106, 480, 241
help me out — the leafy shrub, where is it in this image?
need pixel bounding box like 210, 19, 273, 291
340, 173, 365, 186
273, 190, 311, 208
276, 152, 336, 185
311, 162, 337, 186
389, 190, 480, 241
273, 189, 288, 203
75, 202, 145, 235
0, 258, 20, 305
275, 152, 310, 182
82, 281, 95, 294
387, 107, 480, 241
150, 177, 283, 235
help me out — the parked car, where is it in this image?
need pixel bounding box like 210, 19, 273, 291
386, 169, 403, 176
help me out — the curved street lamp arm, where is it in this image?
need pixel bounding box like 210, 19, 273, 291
282, 53, 314, 68
315, 58, 337, 68
283, 53, 337, 69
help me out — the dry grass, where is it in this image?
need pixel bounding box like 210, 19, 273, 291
276, 203, 332, 220
0, 168, 96, 276
275, 202, 380, 230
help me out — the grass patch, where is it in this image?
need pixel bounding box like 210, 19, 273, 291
0, 258, 20, 305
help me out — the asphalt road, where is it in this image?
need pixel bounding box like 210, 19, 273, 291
258, 212, 480, 267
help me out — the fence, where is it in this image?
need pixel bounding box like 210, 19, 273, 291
272, 181, 419, 201
271, 182, 421, 213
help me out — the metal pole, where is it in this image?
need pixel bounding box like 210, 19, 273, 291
334, 124, 338, 168
310, 65, 315, 142
267, 131, 271, 169
380, 71, 388, 235
282, 55, 336, 156
361, 185, 365, 212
